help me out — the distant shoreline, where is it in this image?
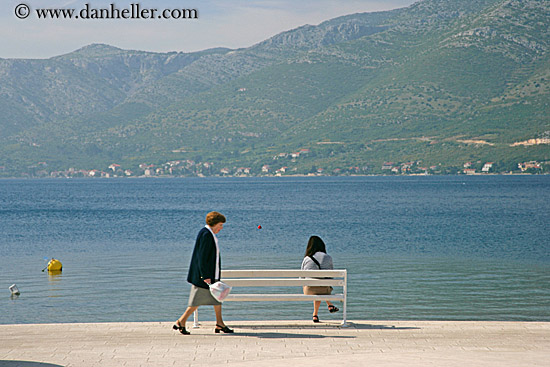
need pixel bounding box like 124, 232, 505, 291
1, 172, 548, 180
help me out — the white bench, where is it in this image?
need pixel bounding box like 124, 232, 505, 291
193, 269, 348, 326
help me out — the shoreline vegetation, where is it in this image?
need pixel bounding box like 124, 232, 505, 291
0, 172, 548, 180
2, 158, 548, 179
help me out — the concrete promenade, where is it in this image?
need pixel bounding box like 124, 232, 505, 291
1, 320, 549, 367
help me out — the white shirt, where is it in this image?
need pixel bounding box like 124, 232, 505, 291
205, 225, 220, 280
301, 252, 334, 270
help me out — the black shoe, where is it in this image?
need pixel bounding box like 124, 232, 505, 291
328, 305, 339, 313
312, 315, 320, 323
215, 324, 234, 333
173, 322, 190, 335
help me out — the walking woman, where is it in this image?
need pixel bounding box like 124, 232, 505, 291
173, 211, 234, 335
301, 235, 339, 323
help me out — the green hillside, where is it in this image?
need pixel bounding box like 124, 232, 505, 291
0, 0, 549, 177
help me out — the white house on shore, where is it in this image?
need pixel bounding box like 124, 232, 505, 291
482, 162, 494, 172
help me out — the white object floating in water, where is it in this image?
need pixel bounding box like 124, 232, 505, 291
9, 284, 20, 295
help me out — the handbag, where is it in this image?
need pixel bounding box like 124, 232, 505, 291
209, 281, 232, 302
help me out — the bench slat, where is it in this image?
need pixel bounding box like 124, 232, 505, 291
223, 278, 344, 287
221, 269, 346, 278
225, 293, 345, 302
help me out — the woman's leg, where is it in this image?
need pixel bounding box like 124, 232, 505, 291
313, 301, 321, 316
176, 306, 198, 327
214, 305, 225, 326
213, 305, 234, 332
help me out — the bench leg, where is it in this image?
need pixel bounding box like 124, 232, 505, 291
341, 302, 349, 327
341, 314, 349, 327
341, 272, 349, 327
193, 309, 200, 328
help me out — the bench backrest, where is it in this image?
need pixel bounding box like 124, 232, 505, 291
222, 269, 346, 278
221, 269, 347, 287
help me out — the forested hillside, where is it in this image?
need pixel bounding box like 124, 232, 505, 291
1, 0, 548, 177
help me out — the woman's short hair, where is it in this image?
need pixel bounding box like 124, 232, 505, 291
305, 235, 327, 257
206, 211, 226, 226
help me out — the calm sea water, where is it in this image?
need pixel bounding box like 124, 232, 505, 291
1, 176, 549, 324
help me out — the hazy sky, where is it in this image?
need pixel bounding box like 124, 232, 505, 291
1, 0, 417, 59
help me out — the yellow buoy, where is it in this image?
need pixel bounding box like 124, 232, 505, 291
47, 258, 62, 272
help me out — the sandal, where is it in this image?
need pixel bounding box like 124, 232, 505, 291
173, 322, 190, 335
312, 315, 320, 323
328, 305, 339, 313
215, 324, 234, 334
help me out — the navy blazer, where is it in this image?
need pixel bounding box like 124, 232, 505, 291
187, 227, 220, 289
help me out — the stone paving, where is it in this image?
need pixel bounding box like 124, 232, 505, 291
1, 320, 549, 366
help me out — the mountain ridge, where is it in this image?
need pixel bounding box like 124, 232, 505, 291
1, 0, 548, 177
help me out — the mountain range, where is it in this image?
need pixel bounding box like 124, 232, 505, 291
1, 0, 549, 176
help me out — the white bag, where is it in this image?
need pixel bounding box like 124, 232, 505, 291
209, 281, 232, 302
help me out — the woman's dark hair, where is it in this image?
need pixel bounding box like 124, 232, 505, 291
305, 236, 327, 257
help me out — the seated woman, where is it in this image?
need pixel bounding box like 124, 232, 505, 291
301, 235, 339, 323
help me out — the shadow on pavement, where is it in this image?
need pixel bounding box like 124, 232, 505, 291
0, 362, 64, 367
217, 332, 355, 339
229, 322, 346, 330
350, 322, 421, 330
230, 321, 420, 331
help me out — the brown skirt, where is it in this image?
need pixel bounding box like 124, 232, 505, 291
303, 286, 333, 295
